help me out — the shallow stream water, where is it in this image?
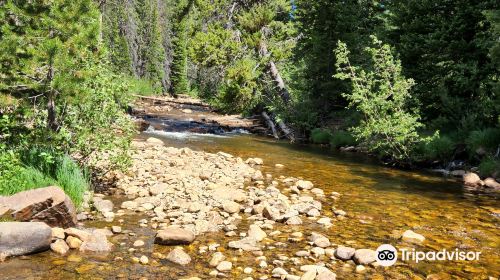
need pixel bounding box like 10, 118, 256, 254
1, 129, 498, 280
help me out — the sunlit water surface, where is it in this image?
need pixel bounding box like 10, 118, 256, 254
1, 132, 498, 280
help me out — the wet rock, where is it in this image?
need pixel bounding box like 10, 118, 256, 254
248, 224, 267, 242
51, 227, 65, 240
228, 237, 261, 251
317, 270, 336, 280
0, 186, 77, 228
286, 216, 302, 225
244, 267, 253, 274
216, 260, 232, 272
93, 198, 114, 214
222, 201, 241, 214
484, 178, 500, 190
463, 172, 482, 186
140, 255, 149, 265
65, 228, 92, 242
353, 249, 376, 265
66, 236, 82, 249
334, 246, 355, 260
79, 230, 113, 252
246, 158, 263, 165
333, 210, 346, 217
133, 240, 145, 247
272, 267, 288, 277
295, 180, 313, 190
167, 248, 191, 265
121, 201, 138, 209
310, 232, 330, 248
154, 228, 195, 245
0, 222, 51, 260
146, 137, 164, 146
402, 230, 425, 243
355, 265, 366, 273
111, 226, 122, 234
51, 239, 69, 255
451, 170, 466, 177
263, 206, 281, 221
209, 252, 225, 267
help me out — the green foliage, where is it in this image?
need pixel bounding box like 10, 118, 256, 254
466, 128, 500, 156
388, 0, 498, 130
126, 77, 159, 96
310, 128, 332, 144
478, 157, 500, 177
335, 36, 428, 162
416, 134, 456, 162
330, 130, 357, 148
0, 149, 88, 207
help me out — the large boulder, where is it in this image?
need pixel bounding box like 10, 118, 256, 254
463, 172, 482, 187
0, 186, 77, 228
154, 228, 195, 245
0, 222, 52, 260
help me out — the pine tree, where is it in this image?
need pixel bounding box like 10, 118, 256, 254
0, 0, 101, 130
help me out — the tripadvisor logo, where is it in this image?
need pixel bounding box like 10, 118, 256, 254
375, 244, 398, 266
375, 244, 482, 266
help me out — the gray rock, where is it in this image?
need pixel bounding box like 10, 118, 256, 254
263, 206, 281, 221
154, 228, 195, 245
216, 260, 232, 271
228, 237, 261, 251
334, 246, 355, 260
286, 216, 302, 225
167, 248, 191, 265
310, 232, 330, 248
0, 222, 51, 260
93, 198, 113, 213
353, 249, 376, 265
79, 230, 113, 252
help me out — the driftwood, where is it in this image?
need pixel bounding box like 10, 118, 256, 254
132, 94, 207, 107
261, 111, 279, 139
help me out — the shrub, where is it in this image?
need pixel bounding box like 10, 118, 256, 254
330, 130, 357, 148
466, 128, 500, 156
418, 134, 456, 162
478, 157, 500, 177
311, 128, 332, 144
334, 36, 429, 163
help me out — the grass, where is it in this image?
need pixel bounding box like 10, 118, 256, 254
126, 77, 161, 96
0, 151, 89, 207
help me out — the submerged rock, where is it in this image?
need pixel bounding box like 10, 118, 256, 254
167, 248, 191, 265
154, 228, 195, 245
334, 246, 355, 260
353, 249, 376, 265
402, 230, 425, 244
0, 186, 77, 228
0, 222, 52, 260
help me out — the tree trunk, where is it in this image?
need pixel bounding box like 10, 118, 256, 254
47, 91, 58, 131
259, 41, 291, 103
261, 111, 279, 139
258, 39, 295, 142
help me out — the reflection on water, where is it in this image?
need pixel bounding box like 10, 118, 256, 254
1, 132, 498, 279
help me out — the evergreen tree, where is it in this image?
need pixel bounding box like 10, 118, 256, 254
388, 0, 498, 131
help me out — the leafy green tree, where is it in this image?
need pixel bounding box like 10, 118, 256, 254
388, 0, 498, 131
334, 36, 428, 163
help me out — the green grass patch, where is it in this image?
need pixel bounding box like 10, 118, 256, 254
466, 128, 500, 155
0, 150, 89, 207
330, 130, 357, 148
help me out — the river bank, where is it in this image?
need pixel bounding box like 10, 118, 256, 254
0, 96, 498, 279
